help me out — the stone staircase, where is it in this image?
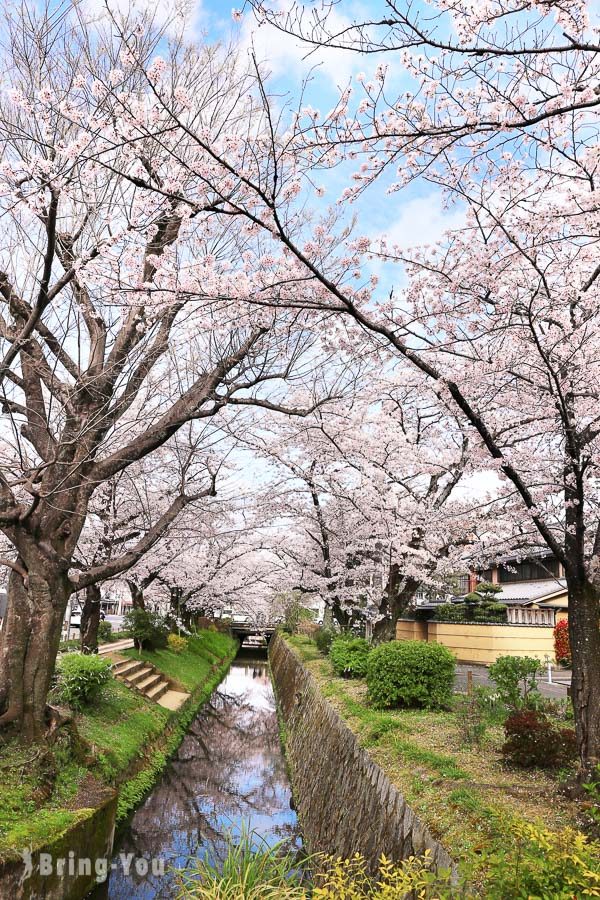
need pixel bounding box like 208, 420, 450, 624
111, 656, 189, 709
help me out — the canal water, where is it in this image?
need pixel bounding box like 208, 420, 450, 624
95, 651, 300, 898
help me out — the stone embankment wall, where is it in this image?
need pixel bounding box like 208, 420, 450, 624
269, 634, 454, 874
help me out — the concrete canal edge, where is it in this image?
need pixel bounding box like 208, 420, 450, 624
0, 644, 238, 900
269, 634, 455, 875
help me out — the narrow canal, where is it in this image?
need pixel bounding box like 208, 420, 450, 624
96, 650, 300, 898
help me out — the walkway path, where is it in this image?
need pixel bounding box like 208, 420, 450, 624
455, 663, 571, 699
98, 637, 134, 655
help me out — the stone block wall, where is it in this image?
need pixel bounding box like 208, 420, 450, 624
269, 635, 454, 875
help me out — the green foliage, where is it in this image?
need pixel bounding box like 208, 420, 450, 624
312, 851, 450, 899
97, 619, 113, 642
272, 590, 315, 634
489, 655, 542, 709
479, 822, 600, 899
174, 827, 307, 899
167, 633, 188, 653
314, 626, 336, 655
55, 652, 112, 710
366, 640, 455, 710
502, 709, 577, 768
432, 602, 466, 622
433, 588, 507, 623
329, 636, 371, 677
123, 607, 169, 650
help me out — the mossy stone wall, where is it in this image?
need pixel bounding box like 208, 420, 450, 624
270, 634, 454, 874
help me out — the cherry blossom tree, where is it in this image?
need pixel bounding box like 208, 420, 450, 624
0, 6, 329, 741
234, 0, 600, 775
96, 0, 600, 773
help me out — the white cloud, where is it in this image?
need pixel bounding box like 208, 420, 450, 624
380, 192, 465, 252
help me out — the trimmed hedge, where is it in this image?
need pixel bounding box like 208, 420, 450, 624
366, 640, 456, 710
329, 636, 371, 678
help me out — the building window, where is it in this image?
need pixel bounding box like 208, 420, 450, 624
498, 557, 560, 583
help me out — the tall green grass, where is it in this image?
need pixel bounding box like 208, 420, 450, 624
174, 828, 307, 899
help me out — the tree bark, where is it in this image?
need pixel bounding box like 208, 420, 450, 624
0, 565, 71, 742
127, 580, 146, 610
374, 565, 420, 642
566, 576, 600, 778
80, 583, 102, 654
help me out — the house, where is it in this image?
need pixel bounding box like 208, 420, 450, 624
465, 550, 568, 626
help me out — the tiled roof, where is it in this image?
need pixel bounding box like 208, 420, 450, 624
456, 580, 567, 605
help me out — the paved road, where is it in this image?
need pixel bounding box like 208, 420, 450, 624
455, 663, 571, 699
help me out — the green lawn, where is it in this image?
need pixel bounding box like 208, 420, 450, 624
0, 629, 237, 860
121, 629, 236, 691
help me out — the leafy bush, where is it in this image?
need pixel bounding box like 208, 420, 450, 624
489, 655, 541, 709
314, 627, 336, 655
167, 633, 188, 654
56, 652, 112, 710
329, 636, 371, 678
432, 602, 466, 622
97, 620, 113, 643
124, 608, 169, 650
312, 851, 447, 899
481, 822, 600, 898
554, 619, 571, 666
432, 599, 507, 623
366, 640, 456, 710
502, 709, 577, 768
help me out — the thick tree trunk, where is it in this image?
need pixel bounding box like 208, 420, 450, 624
127, 580, 146, 610
0, 565, 71, 743
374, 566, 420, 642
566, 576, 600, 778
80, 583, 102, 654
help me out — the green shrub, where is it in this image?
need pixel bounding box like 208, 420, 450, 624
481, 822, 600, 898
123, 608, 169, 650
314, 627, 336, 655
366, 640, 456, 710
56, 653, 112, 710
488, 655, 541, 709
97, 620, 113, 643
167, 633, 188, 654
329, 636, 371, 678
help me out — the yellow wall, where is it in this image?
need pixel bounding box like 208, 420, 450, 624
396, 619, 428, 642
396, 619, 556, 664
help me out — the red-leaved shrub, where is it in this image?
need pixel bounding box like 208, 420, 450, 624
553, 619, 571, 666
502, 709, 577, 768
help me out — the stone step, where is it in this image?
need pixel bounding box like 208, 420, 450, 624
137, 672, 163, 694
112, 659, 145, 678
126, 666, 154, 686
146, 680, 170, 702
158, 689, 190, 711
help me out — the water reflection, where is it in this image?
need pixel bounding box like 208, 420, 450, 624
99, 654, 300, 899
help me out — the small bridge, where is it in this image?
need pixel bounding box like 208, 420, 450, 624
229, 623, 277, 643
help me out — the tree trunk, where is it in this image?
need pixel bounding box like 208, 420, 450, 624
374, 566, 420, 642
0, 565, 71, 743
80, 583, 102, 654
566, 576, 600, 778
127, 580, 146, 610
